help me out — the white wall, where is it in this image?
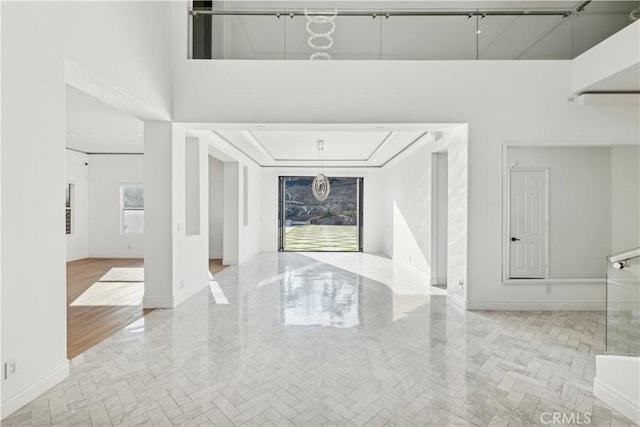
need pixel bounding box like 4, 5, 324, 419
223, 162, 240, 264
259, 168, 384, 254
88, 155, 144, 258
1, 1, 172, 418
434, 152, 448, 285
171, 129, 210, 307
65, 150, 89, 261
507, 146, 613, 279
611, 146, 640, 253
380, 128, 468, 302
173, 56, 639, 310
208, 156, 224, 258
143, 122, 174, 309
239, 162, 263, 263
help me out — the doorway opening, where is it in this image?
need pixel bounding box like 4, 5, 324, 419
431, 152, 448, 288
279, 176, 363, 252
64, 84, 151, 359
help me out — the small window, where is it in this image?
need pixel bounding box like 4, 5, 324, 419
122, 184, 144, 234
66, 183, 73, 235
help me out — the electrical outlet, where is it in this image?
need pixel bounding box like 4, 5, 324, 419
180, 281, 185, 290
4, 360, 16, 379
458, 279, 464, 288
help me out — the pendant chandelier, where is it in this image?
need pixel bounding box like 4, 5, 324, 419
312, 140, 330, 201
305, 9, 337, 60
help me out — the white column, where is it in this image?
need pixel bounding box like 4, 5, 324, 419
223, 162, 240, 265
143, 121, 174, 308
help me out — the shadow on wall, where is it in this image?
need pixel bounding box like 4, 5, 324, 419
392, 201, 431, 275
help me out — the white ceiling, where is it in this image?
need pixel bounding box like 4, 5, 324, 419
251, 130, 391, 160
206, 124, 450, 167
66, 85, 144, 154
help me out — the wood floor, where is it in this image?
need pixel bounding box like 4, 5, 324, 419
67, 258, 226, 360
209, 258, 225, 275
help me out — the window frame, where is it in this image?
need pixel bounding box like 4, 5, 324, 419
120, 183, 145, 234
66, 182, 74, 235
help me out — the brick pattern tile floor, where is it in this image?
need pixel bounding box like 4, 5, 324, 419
3, 253, 634, 427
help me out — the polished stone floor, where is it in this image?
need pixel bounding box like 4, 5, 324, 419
3, 253, 634, 426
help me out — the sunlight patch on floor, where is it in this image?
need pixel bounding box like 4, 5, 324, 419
210, 280, 229, 304
71, 282, 144, 306
98, 267, 145, 282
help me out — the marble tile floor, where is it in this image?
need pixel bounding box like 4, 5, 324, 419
3, 253, 635, 427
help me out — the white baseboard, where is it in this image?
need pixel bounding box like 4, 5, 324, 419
1, 361, 69, 420
448, 291, 467, 310
594, 378, 639, 425
174, 279, 209, 307
143, 296, 174, 309
504, 278, 605, 286
88, 252, 144, 259
222, 258, 238, 266
469, 300, 605, 311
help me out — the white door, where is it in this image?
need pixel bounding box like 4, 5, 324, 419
509, 170, 548, 279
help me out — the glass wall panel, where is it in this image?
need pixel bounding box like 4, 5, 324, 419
478, 15, 572, 60
381, 16, 476, 60
285, 15, 381, 60
191, 2, 640, 60
213, 15, 285, 59
572, 1, 640, 57
606, 250, 640, 356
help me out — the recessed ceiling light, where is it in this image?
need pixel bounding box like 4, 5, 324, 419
375, 125, 385, 129
256, 125, 265, 129
137, 133, 143, 137
476, 30, 482, 35
67, 132, 77, 136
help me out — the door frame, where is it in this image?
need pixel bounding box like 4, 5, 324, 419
278, 176, 364, 252
503, 167, 550, 281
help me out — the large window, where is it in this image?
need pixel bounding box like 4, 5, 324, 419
121, 184, 144, 234
278, 176, 363, 252
65, 183, 73, 235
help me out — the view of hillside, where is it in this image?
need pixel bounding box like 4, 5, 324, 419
284, 177, 358, 226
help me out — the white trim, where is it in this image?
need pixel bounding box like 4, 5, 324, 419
504, 278, 605, 285
469, 300, 605, 311
209, 253, 223, 259
504, 166, 550, 280
594, 378, 640, 425
504, 141, 640, 148
223, 258, 238, 266
174, 279, 209, 307
88, 252, 144, 259
143, 296, 174, 309
447, 291, 466, 310
501, 141, 640, 283
1, 361, 69, 420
